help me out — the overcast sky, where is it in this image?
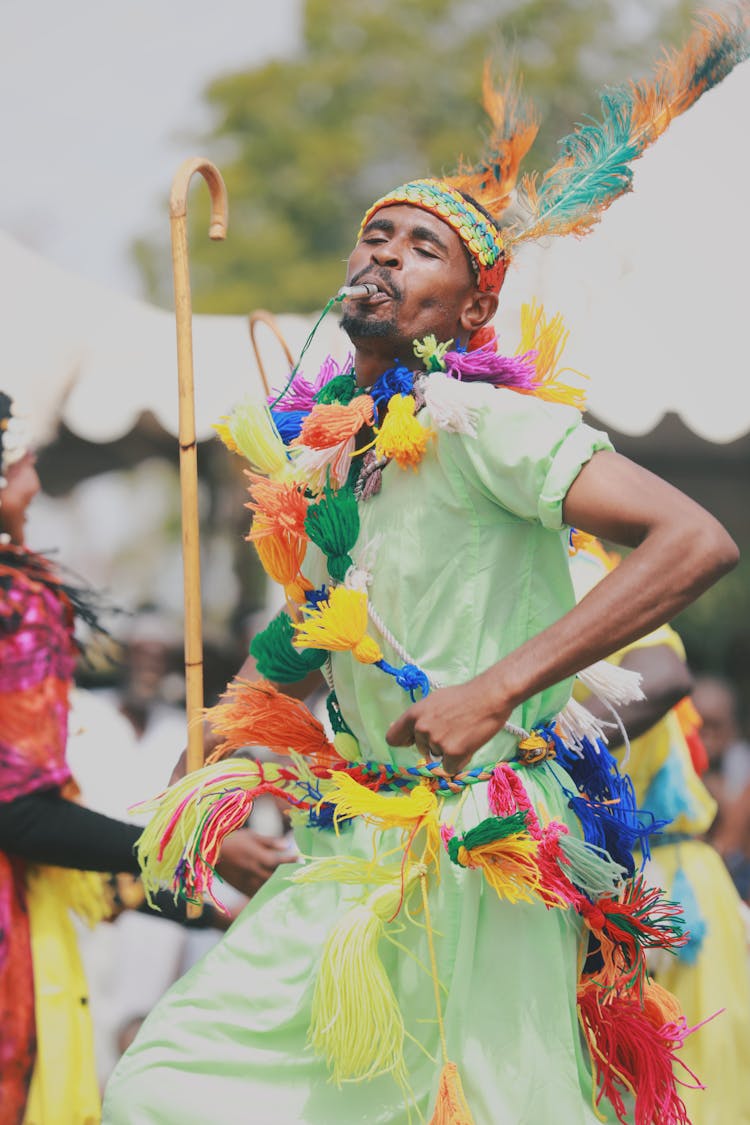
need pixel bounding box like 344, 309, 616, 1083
0, 0, 302, 296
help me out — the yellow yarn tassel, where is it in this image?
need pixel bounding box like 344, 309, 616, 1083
293, 856, 403, 887
213, 422, 240, 455
430, 1063, 476, 1125
293, 586, 383, 664
33, 866, 113, 927
216, 400, 292, 479
324, 771, 438, 833
453, 834, 543, 905
309, 872, 421, 1086
375, 394, 433, 469
517, 300, 587, 409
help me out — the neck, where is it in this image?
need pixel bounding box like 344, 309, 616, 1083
351, 330, 471, 388
353, 344, 400, 389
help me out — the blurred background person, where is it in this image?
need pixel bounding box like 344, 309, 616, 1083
0, 394, 283, 1123
692, 675, 750, 809
692, 676, 750, 903
571, 537, 750, 1125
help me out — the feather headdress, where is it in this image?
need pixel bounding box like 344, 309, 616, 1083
445, 61, 540, 220
507, 6, 750, 247
360, 7, 749, 290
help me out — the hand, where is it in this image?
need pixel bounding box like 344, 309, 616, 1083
216, 827, 298, 898
385, 678, 512, 776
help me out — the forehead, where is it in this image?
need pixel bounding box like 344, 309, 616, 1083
359, 203, 464, 256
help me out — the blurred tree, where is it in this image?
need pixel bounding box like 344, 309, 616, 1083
134, 0, 693, 314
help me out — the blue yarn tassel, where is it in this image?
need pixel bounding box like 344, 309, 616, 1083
271, 408, 307, 444
546, 728, 668, 873
376, 659, 430, 701
370, 365, 414, 418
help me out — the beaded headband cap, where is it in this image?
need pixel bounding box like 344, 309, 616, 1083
358, 178, 507, 294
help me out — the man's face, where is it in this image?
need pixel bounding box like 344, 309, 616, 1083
341, 203, 478, 356
692, 681, 738, 764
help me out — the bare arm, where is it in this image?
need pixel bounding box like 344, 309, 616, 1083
387, 451, 738, 773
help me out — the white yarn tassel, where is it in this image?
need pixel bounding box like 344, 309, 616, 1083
419, 372, 482, 435
576, 659, 644, 707
556, 698, 615, 751
290, 435, 355, 490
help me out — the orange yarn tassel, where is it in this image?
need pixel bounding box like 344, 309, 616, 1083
245, 472, 309, 540
204, 679, 340, 766
253, 530, 312, 606
295, 396, 374, 449
568, 530, 620, 570
430, 1063, 475, 1125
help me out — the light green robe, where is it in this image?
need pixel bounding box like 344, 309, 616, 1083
104, 383, 617, 1125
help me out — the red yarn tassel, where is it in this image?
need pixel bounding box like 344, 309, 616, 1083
584, 874, 688, 990
578, 981, 699, 1125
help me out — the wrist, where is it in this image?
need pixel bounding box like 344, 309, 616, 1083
477, 661, 524, 720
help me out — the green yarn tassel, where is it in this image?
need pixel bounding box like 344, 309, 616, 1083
304, 482, 360, 583
315, 373, 358, 405
250, 612, 327, 682
327, 691, 359, 760
558, 833, 628, 899
326, 691, 355, 736
446, 810, 529, 864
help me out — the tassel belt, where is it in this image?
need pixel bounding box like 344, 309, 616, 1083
347, 733, 556, 794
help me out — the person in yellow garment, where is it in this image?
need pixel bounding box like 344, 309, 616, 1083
570, 535, 750, 1125
0, 392, 290, 1125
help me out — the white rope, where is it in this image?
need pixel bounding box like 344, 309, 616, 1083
365, 597, 529, 739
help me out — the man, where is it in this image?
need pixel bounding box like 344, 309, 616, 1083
103, 181, 737, 1125
104, 23, 746, 1122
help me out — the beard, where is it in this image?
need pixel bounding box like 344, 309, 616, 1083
340, 310, 398, 340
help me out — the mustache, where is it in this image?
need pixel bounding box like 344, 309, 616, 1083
348, 267, 402, 301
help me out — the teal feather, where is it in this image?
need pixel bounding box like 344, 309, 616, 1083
513, 6, 750, 246
531, 92, 640, 232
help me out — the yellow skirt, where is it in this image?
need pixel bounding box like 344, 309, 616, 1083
23, 869, 103, 1125
648, 839, 750, 1125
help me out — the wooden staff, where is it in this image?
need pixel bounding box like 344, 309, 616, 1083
169, 158, 228, 779
248, 309, 294, 399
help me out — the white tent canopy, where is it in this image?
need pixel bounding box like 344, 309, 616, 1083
2, 59, 748, 446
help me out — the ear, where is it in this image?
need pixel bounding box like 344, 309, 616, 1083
458, 290, 499, 334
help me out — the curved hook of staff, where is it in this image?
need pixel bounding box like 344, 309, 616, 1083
169, 156, 228, 238
248, 310, 295, 400
169, 158, 228, 785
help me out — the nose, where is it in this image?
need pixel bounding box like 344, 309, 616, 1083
371, 238, 401, 269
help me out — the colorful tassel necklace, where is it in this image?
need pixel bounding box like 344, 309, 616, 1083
216, 301, 586, 710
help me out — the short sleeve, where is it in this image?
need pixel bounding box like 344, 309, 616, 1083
436, 384, 613, 529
